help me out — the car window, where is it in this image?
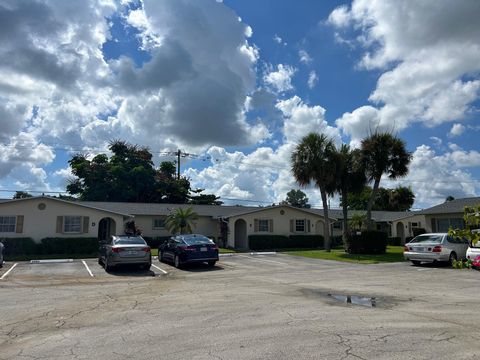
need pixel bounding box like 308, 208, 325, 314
184, 236, 213, 245
114, 237, 146, 245
410, 234, 443, 243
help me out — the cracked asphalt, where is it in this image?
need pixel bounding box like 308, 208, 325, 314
1, 254, 480, 359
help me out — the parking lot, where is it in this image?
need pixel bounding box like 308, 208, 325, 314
1, 254, 480, 359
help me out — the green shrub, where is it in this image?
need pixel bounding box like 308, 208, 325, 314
288, 235, 324, 248
387, 237, 402, 246
40, 237, 98, 255
249, 235, 289, 250
248, 234, 324, 250
1, 237, 38, 256
331, 236, 344, 248
143, 236, 171, 248
345, 230, 388, 254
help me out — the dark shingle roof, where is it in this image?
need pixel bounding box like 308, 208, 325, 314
418, 197, 480, 215
79, 201, 257, 218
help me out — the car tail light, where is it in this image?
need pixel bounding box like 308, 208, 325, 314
111, 247, 124, 253
432, 245, 442, 253
403, 246, 409, 252
210, 243, 219, 250
142, 247, 151, 252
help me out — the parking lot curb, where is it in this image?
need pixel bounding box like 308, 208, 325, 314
249, 252, 277, 256
30, 259, 74, 264
219, 253, 235, 257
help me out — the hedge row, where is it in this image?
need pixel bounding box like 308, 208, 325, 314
249, 235, 324, 250
344, 230, 388, 254
142, 236, 171, 248
1, 237, 98, 257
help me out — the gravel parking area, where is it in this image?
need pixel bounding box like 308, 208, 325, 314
1, 254, 480, 359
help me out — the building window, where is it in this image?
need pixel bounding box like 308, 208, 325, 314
0, 216, 16, 232
295, 219, 306, 232
333, 221, 342, 230
153, 218, 166, 229
258, 219, 270, 232
436, 218, 464, 232
64, 216, 82, 233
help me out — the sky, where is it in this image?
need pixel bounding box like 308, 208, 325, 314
0, 0, 479, 210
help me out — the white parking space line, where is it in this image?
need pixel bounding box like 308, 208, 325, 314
151, 264, 168, 274
236, 254, 288, 265
82, 260, 94, 277
0, 263, 18, 280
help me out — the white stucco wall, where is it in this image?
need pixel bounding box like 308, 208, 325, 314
391, 214, 427, 242
134, 215, 220, 239
227, 206, 327, 248
0, 197, 126, 243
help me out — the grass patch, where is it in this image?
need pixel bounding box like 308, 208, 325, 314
283, 246, 405, 264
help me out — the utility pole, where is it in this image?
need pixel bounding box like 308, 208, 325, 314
161, 149, 199, 179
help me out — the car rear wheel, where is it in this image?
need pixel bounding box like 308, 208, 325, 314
174, 255, 181, 269
411, 260, 421, 266
449, 252, 457, 266
207, 260, 216, 267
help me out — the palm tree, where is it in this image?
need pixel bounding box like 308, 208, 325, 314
291, 133, 337, 251
334, 144, 366, 241
360, 132, 412, 230
165, 207, 199, 234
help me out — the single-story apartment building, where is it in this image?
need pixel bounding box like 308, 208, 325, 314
2, 196, 479, 249
391, 197, 480, 242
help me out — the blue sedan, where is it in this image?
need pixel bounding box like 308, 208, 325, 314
159, 234, 219, 268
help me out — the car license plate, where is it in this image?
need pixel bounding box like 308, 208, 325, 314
414, 247, 423, 252
125, 251, 138, 256
200, 247, 207, 252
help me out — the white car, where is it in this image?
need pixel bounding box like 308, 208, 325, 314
466, 230, 480, 262
404, 233, 469, 265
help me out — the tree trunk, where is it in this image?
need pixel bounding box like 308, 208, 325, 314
366, 177, 381, 230
320, 189, 331, 252
341, 187, 349, 244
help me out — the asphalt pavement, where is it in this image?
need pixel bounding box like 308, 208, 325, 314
1, 254, 479, 359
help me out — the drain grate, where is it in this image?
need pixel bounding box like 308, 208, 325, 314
328, 293, 376, 307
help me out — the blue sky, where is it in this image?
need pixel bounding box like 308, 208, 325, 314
0, 0, 479, 209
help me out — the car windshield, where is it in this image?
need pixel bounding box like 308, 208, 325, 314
183, 236, 213, 245
410, 234, 444, 244
114, 237, 146, 245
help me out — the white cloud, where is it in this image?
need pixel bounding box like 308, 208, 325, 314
327, 5, 351, 28
263, 64, 297, 93
381, 145, 478, 208
273, 34, 286, 45
330, 0, 480, 140
299, 50, 312, 64
307, 70, 318, 89
449, 123, 466, 137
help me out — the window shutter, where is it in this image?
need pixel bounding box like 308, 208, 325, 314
290, 219, 294, 233
306, 219, 310, 233
83, 216, 90, 234
56, 216, 63, 234
16, 215, 24, 233
254, 219, 259, 232
269, 219, 273, 233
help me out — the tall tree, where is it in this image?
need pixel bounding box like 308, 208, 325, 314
361, 132, 412, 229
165, 207, 199, 234
281, 189, 311, 208
67, 141, 219, 204
13, 191, 33, 199
291, 133, 336, 251
341, 185, 414, 211
333, 145, 366, 241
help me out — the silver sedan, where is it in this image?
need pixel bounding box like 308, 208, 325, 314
99, 235, 151, 271
404, 233, 469, 265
